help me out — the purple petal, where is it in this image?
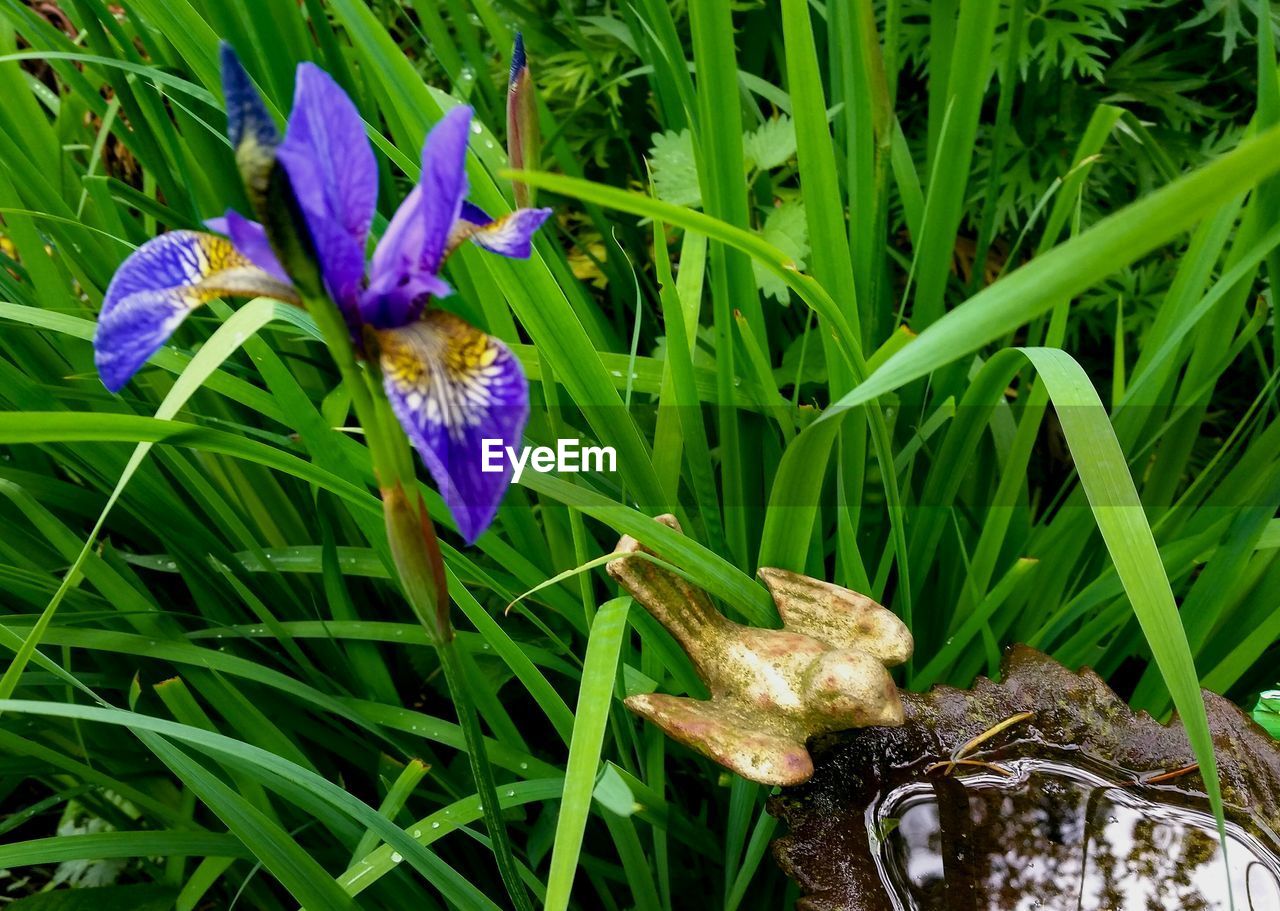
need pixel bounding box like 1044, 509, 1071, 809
462, 207, 552, 259
220, 44, 279, 161
219, 43, 285, 227
276, 63, 376, 314
206, 210, 289, 282
363, 185, 428, 328
371, 107, 471, 286
363, 106, 473, 328
359, 237, 451, 329
95, 231, 297, 392
378, 311, 528, 544
415, 106, 473, 273
459, 201, 490, 226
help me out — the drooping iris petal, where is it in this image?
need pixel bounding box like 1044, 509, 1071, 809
220, 44, 279, 212
276, 63, 376, 312
206, 210, 289, 282
378, 311, 528, 544
95, 231, 298, 392
453, 203, 553, 259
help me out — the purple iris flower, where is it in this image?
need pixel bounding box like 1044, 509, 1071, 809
94, 47, 552, 543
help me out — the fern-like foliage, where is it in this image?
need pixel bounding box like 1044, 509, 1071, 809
894, 0, 1153, 80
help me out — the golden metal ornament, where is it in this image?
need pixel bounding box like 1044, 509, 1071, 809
607, 515, 914, 786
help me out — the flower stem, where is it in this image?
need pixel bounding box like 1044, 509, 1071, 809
436, 632, 535, 911
304, 292, 532, 911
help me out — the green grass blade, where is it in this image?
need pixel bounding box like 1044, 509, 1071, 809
544, 597, 630, 911
1016, 347, 1230, 846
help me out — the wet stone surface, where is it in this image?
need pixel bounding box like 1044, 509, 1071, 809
771, 647, 1280, 911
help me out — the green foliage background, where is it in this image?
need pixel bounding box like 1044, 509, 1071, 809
1, 0, 1278, 908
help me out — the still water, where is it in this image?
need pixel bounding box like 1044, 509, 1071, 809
870, 756, 1280, 910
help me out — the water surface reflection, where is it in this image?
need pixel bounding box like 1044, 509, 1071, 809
872, 757, 1280, 910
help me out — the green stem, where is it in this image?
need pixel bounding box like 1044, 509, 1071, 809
436, 634, 534, 911
302, 295, 392, 478
304, 291, 533, 911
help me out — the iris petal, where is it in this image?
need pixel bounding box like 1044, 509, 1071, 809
414, 106, 473, 274
453, 204, 553, 259
276, 63, 376, 313
378, 311, 528, 544
359, 180, 453, 329
95, 231, 298, 392
219, 45, 279, 213
206, 210, 289, 282
363, 106, 472, 328
459, 201, 490, 226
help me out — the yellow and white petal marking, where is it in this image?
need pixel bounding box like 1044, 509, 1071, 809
95, 230, 297, 391
378, 311, 516, 440
378, 311, 529, 543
